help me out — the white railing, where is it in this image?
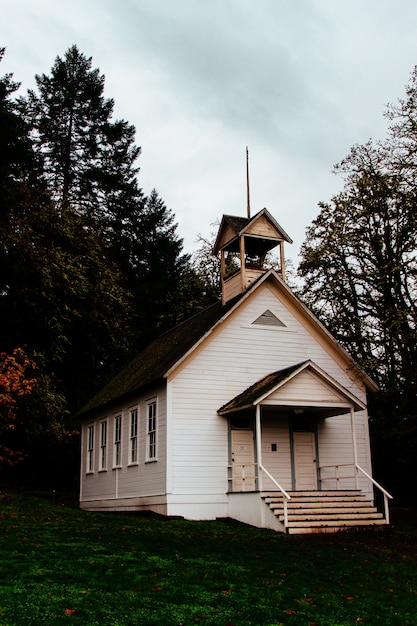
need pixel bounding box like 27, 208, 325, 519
356, 464, 393, 525
259, 463, 291, 527
319, 462, 393, 523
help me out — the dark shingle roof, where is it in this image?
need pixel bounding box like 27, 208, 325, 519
78, 297, 239, 417
223, 215, 251, 233
218, 362, 307, 415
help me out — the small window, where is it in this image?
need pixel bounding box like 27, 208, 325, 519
230, 416, 253, 430
114, 414, 122, 467
147, 399, 157, 461
129, 408, 138, 464
99, 420, 107, 470
87, 424, 94, 473
292, 417, 315, 432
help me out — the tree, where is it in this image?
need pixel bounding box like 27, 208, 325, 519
1, 47, 209, 483
0, 347, 35, 466
192, 226, 222, 302
17, 47, 207, 350
124, 189, 211, 346
297, 68, 417, 501
0, 50, 136, 477
18, 45, 142, 223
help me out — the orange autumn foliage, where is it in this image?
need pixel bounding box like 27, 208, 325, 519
0, 347, 36, 465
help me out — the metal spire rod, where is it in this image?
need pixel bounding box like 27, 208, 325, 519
246, 146, 251, 218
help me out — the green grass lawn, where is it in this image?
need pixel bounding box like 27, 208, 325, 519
0, 493, 416, 625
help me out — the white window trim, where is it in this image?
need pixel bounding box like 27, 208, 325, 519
129, 406, 139, 466
99, 419, 107, 471
86, 423, 94, 474
113, 413, 122, 468
146, 397, 158, 462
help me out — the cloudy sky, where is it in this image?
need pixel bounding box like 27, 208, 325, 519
2, 0, 417, 263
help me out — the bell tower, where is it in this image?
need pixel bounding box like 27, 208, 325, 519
213, 208, 293, 305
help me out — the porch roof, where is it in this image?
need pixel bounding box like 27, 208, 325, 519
217, 360, 367, 416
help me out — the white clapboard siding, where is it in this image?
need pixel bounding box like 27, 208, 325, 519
169, 282, 372, 498
264, 370, 349, 405
245, 215, 279, 238
81, 272, 375, 515
80, 384, 167, 504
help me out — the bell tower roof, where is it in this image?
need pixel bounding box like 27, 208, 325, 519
213, 208, 293, 305
213, 208, 292, 255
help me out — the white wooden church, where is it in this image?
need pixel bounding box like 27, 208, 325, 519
79, 208, 392, 534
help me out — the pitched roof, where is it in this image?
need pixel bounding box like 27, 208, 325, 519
218, 363, 305, 415
213, 208, 292, 254
78, 269, 378, 418
77, 297, 239, 417
218, 360, 367, 416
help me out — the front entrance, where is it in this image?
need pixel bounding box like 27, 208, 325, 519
293, 430, 317, 490
231, 429, 256, 491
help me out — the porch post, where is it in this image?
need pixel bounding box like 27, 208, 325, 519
350, 407, 359, 489
255, 403, 262, 491
240, 234, 246, 293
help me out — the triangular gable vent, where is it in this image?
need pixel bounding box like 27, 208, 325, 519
252, 309, 285, 327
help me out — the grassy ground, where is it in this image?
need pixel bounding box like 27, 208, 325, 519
0, 493, 416, 625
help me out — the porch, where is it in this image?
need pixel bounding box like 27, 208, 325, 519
227, 460, 392, 534
219, 361, 392, 534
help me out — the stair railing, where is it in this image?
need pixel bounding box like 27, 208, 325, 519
356, 464, 393, 524
319, 462, 393, 524
259, 463, 291, 527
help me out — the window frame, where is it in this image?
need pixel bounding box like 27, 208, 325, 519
129, 407, 139, 465
113, 413, 122, 468
99, 419, 107, 471
146, 398, 157, 462
87, 423, 94, 473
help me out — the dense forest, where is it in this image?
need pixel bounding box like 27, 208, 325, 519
0, 46, 214, 486
1, 46, 416, 503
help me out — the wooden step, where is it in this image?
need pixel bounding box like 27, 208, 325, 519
287, 520, 388, 535
268, 501, 373, 511
277, 512, 384, 523
261, 490, 364, 498
288, 517, 387, 528
275, 507, 382, 518
261, 490, 389, 534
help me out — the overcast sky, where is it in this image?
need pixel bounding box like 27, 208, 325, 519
2, 0, 417, 263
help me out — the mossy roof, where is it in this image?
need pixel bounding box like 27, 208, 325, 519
218, 362, 306, 415
78, 297, 239, 418
218, 359, 367, 416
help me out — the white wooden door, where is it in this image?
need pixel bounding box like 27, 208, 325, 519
293, 431, 317, 490
231, 430, 255, 491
